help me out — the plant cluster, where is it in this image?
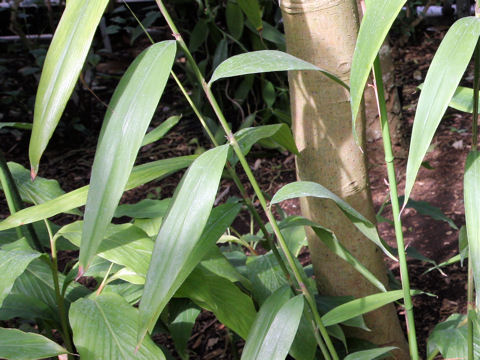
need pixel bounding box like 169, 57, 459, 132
1, 0, 480, 360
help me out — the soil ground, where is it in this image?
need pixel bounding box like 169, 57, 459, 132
0, 18, 473, 360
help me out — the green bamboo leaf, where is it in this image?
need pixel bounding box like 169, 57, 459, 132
418, 84, 480, 114
237, 0, 262, 31
464, 151, 480, 305
141, 115, 181, 147
427, 313, 480, 359
0, 123, 32, 131
0, 249, 40, 306
70, 292, 165, 360
138, 145, 229, 345
271, 181, 396, 260
79, 41, 176, 273
0, 156, 194, 232
177, 265, 256, 339
226, 1, 244, 39
30, 0, 110, 175
235, 124, 298, 157
404, 17, 480, 204
0, 327, 68, 360
343, 346, 397, 360
168, 300, 200, 360
322, 290, 421, 327
114, 198, 171, 219
350, 0, 407, 141
242, 288, 304, 360
209, 50, 347, 88
312, 226, 386, 292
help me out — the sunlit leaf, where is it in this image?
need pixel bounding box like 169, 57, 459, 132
80, 41, 176, 272
344, 346, 397, 360
0, 156, 195, 231
404, 17, 480, 204
209, 50, 347, 88
0, 327, 68, 360
322, 290, 421, 326
350, 0, 407, 142
271, 181, 396, 260
138, 145, 229, 345
30, 0, 110, 174
464, 151, 480, 305
70, 292, 165, 360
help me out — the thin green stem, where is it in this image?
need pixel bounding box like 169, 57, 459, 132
426, 349, 440, 360
468, 254, 474, 360
43, 220, 74, 358
154, 1, 338, 358
0, 151, 42, 251
372, 56, 419, 360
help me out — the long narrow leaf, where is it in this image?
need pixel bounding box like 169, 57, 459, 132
322, 290, 421, 327
79, 41, 176, 273
350, 0, 407, 141
209, 50, 347, 89
344, 347, 397, 360
138, 145, 229, 346
141, 115, 181, 147
465, 151, 480, 306
70, 293, 165, 360
0, 156, 195, 231
271, 181, 396, 260
30, 0, 109, 175
404, 17, 480, 204
0, 327, 68, 360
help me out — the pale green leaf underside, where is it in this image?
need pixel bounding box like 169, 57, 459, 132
271, 181, 396, 260
30, 0, 110, 173
209, 50, 347, 88
0, 156, 194, 231
350, 0, 407, 140
0, 327, 68, 360
138, 145, 229, 345
464, 151, 480, 306
80, 40, 176, 271
404, 17, 480, 205
70, 293, 165, 360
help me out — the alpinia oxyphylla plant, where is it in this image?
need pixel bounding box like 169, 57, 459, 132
0, 0, 480, 359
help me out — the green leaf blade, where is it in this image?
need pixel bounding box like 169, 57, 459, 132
209, 50, 346, 88
350, 0, 407, 140
0, 327, 68, 360
78, 41, 176, 271
30, 0, 110, 174
465, 151, 480, 305
138, 145, 229, 345
70, 293, 165, 360
404, 17, 480, 204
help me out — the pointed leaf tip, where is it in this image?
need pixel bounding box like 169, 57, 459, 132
30, 166, 37, 181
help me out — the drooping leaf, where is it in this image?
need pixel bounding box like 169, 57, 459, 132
141, 115, 181, 147
70, 293, 165, 360
241, 287, 304, 360
321, 290, 421, 327
343, 346, 397, 360
399, 195, 457, 229
30, 0, 110, 174
0, 327, 68, 360
464, 151, 480, 305
0, 156, 195, 231
79, 41, 176, 272
237, 0, 262, 31
312, 226, 386, 292
350, 0, 407, 141
209, 50, 347, 88
271, 181, 396, 260
138, 145, 229, 344
427, 313, 480, 359
168, 300, 200, 360
404, 17, 480, 204
0, 122, 32, 131
177, 265, 256, 339
0, 249, 40, 306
